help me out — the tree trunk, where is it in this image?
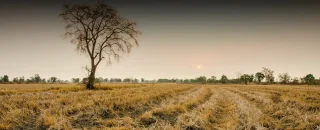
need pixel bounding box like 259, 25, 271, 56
87, 65, 96, 89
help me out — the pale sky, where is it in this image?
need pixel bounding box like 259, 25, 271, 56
1, 0, 320, 81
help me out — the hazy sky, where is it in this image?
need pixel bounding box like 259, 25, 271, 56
1, 0, 320, 80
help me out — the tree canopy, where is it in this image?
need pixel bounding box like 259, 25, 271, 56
60, 1, 141, 89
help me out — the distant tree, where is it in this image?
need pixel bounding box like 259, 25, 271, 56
236, 72, 242, 82
158, 79, 172, 83
19, 77, 25, 84
76, 78, 80, 83
240, 74, 251, 85
103, 78, 109, 83
151, 79, 157, 83
30, 76, 35, 83
249, 74, 254, 82
50, 77, 57, 83
26, 79, 32, 84
123, 78, 131, 83
72, 78, 80, 83
255, 72, 265, 83
171, 78, 178, 83
82, 78, 88, 84
304, 74, 315, 85
262, 67, 274, 84
95, 77, 104, 86
110, 78, 122, 83
212, 76, 217, 81
229, 78, 240, 84
278, 73, 291, 84
95, 78, 101, 83
111, 78, 119, 83
300, 77, 306, 84
56, 79, 62, 84
316, 77, 320, 85
207, 76, 217, 83
134, 78, 139, 83
60, 1, 141, 89
141, 78, 145, 83
292, 77, 299, 84
196, 76, 207, 84
179, 79, 183, 83
13, 77, 19, 84
95, 77, 104, 84
183, 79, 190, 83
117, 78, 122, 83
2, 75, 9, 83
34, 74, 41, 83
220, 75, 228, 84
189, 79, 196, 83
42, 78, 46, 84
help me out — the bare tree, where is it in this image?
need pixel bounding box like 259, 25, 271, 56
278, 72, 291, 84
60, 1, 141, 89
262, 67, 275, 84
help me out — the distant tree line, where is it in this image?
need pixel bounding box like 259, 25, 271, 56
78, 77, 142, 84
1, 67, 319, 85
155, 67, 320, 85
0, 74, 68, 84
0, 74, 146, 85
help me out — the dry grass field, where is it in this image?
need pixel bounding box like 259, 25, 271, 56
0, 84, 319, 130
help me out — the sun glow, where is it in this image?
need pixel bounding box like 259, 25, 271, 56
196, 65, 202, 69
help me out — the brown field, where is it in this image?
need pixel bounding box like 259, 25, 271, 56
0, 84, 319, 130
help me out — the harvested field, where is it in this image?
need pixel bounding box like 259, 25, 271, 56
0, 84, 319, 129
